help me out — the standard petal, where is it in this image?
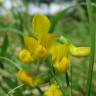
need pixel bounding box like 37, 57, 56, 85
32, 14, 51, 34
49, 44, 70, 62
37, 32, 56, 49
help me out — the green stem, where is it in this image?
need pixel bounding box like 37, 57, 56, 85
86, 0, 95, 96
0, 28, 23, 36
46, 56, 65, 95
0, 57, 21, 70
71, 62, 72, 96
8, 84, 24, 95
65, 72, 70, 87
51, 65, 65, 95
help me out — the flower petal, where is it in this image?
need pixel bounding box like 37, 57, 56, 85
38, 32, 56, 49
24, 35, 39, 55
17, 70, 33, 86
32, 14, 51, 34
49, 44, 70, 62
70, 44, 90, 57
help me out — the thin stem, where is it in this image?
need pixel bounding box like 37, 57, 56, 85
65, 72, 70, 87
71, 63, 72, 96
8, 84, 24, 96
50, 66, 65, 95
0, 57, 21, 70
0, 28, 23, 36
86, 0, 95, 96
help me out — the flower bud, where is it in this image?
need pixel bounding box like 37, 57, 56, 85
19, 49, 33, 63
70, 44, 90, 57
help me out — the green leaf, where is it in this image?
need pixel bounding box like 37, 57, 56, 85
3, 77, 23, 96
0, 33, 9, 68
0, 88, 5, 95
0, 33, 9, 57
50, 5, 74, 33
3, 77, 18, 89
86, 1, 95, 96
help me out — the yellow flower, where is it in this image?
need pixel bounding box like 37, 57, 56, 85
44, 84, 63, 96
17, 70, 33, 86
70, 44, 90, 57
49, 44, 70, 62
22, 14, 56, 62
54, 57, 70, 73
49, 43, 70, 73
24, 36, 48, 60
19, 49, 33, 63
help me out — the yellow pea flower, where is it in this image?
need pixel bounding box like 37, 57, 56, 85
54, 57, 70, 73
32, 14, 56, 49
70, 44, 90, 57
44, 84, 63, 96
49, 43, 70, 73
24, 36, 48, 60
17, 70, 33, 86
49, 43, 70, 62
21, 14, 56, 62
19, 49, 33, 63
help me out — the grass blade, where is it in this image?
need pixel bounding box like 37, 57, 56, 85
86, 0, 95, 96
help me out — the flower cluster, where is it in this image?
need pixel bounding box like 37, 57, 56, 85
17, 14, 90, 95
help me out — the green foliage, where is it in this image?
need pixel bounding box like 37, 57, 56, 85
3, 77, 23, 96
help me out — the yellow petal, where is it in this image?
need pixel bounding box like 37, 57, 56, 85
38, 32, 56, 49
24, 35, 39, 55
17, 70, 33, 86
32, 14, 51, 34
49, 44, 58, 62
70, 44, 90, 57
49, 44, 70, 62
